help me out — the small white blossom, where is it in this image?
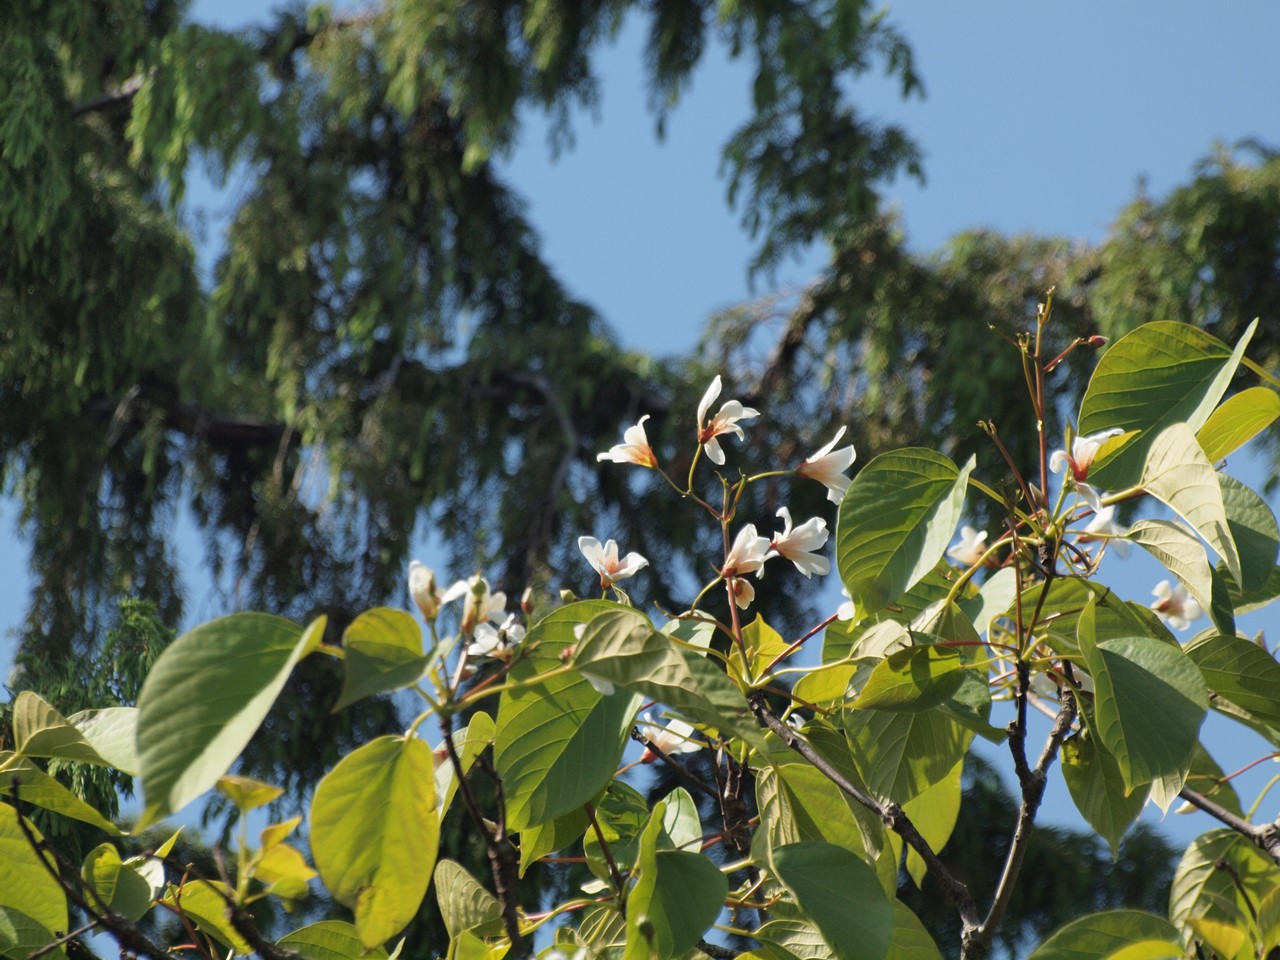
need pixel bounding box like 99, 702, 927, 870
578, 536, 649, 588
466, 613, 525, 661
639, 711, 702, 762
946, 526, 989, 567
597, 414, 658, 468
408, 560, 442, 621
723, 524, 772, 578
837, 587, 856, 622
769, 508, 830, 578
1050, 429, 1124, 482
442, 575, 508, 633
1151, 579, 1203, 631
1078, 505, 1131, 558
729, 577, 756, 610
696, 375, 760, 465
797, 426, 857, 503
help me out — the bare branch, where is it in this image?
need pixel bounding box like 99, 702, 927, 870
1179, 786, 1280, 866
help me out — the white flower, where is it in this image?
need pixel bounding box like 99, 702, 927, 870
729, 577, 756, 610
797, 426, 856, 503
409, 560, 442, 621
696, 375, 760, 465
769, 508, 830, 578
1078, 505, 1131, 558
1050, 428, 1124, 482
466, 613, 525, 661
442, 575, 508, 633
946, 526, 989, 567
598, 414, 658, 468
837, 587, 856, 622
1151, 579, 1203, 631
639, 711, 702, 763
578, 536, 649, 588
723, 524, 771, 577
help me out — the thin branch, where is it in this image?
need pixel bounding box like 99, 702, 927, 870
746, 693, 980, 932
631, 727, 719, 800
585, 802, 628, 916
696, 938, 740, 959
1179, 786, 1280, 866
966, 685, 1077, 960
439, 716, 530, 957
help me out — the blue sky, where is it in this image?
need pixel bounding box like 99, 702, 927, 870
4, 1, 1280, 846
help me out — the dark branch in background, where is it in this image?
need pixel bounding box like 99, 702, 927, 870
439, 715, 530, 957
71, 74, 148, 117
746, 693, 981, 931
630, 727, 719, 800
1179, 786, 1280, 866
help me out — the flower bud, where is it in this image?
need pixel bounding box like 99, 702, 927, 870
1087, 335, 1108, 347
408, 561, 440, 621
520, 585, 535, 615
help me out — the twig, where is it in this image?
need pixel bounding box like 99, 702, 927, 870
696, 938, 740, 959
1179, 786, 1280, 866
440, 716, 530, 957
746, 693, 980, 932
631, 727, 719, 800
966, 684, 1077, 959
585, 802, 628, 916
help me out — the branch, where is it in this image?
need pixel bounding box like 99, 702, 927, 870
71, 74, 148, 117
439, 716, 530, 957
697, 938, 740, 959
746, 693, 980, 931
1179, 786, 1280, 866
965, 685, 1077, 960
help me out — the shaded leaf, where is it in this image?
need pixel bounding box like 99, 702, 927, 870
771, 842, 892, 960
434, 860, 503, 940
1186, 633, 1280, 730
1060, 734, 1146, 857
853, 644, 967, 712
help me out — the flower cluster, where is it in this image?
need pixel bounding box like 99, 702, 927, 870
591, 375, 856, 611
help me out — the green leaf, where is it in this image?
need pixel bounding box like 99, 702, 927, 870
641, 851, 728, 959
836, 449, 974, 613
163, 880, 252, 954
0, 752, 122, 835
571, 607, 762, 749
82, 844, 154, 922
1141, 422, 1241, 583
0, 804, 67, 960
756, 756, 877, 862
1170, 829, 1280, 959
1077, 601, 1208, 791
517, 807, 588, 877
957, 567, 1016, 638
436, 712, 495, 819
1026, 909, 1184, 959
495, 602, 641, 830
1186, 633, 1280, 730
278, 921, 391, 960
888, 902, 944, 960
1219, 473, 1280, 591
583, 781, 650, 882
845, 708, 972, 804
334, 608, 430, 712
792, 662, 857, 705
13, 692, 119, 767
1197, 386, 1280, 463
771, 842, 893, 960
136, 612, 311, 826
1081, 319, 1256, 489
1223, 562, 1280, 614
661, 787, 702, 852
1021, 579, 1170, 657
735, 616, 789, 681
311, 735, 439, 948
1060, 734, 1146, 857
756, 918, 832, 960
900, 759, 962, 888
853, 644, 967, 712
434, 860, 503, 940
217, 775, 283, 812
63, 707, 140, 774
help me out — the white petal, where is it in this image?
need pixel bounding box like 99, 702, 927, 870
578, 536, 604, 570
703, 436, 726, 465
697, 376, 722, 427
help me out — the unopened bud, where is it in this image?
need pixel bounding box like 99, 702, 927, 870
408, 561, 440, 621
1087, 335, 1108, 347
560, 588, 579, 603
520, 586, 535, 615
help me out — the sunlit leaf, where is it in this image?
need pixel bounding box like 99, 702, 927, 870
845, 707, 972, 805
1081, 319, 1256, 489
311, 735, 438, 947
771, 842, 893, 960
1170, 829, 1280, 959
1197, 386, 1280, 463
1219, 472, 1280, 591
0, 805, 66, 960
163, 880, 252, 954
136, 613, 311, 826
853, 644, 967, 712
434, 860, 503, 940
81, 844, 154, 922
278, 920, 390, 960
0, 752, 123, 835
1141, 422, 1241, 582
496, 602, 641, 830
1186, 633, 1280, 730
333, 608, 430, 712
836, 449, 974, 614
1026, 909, 1183, 959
